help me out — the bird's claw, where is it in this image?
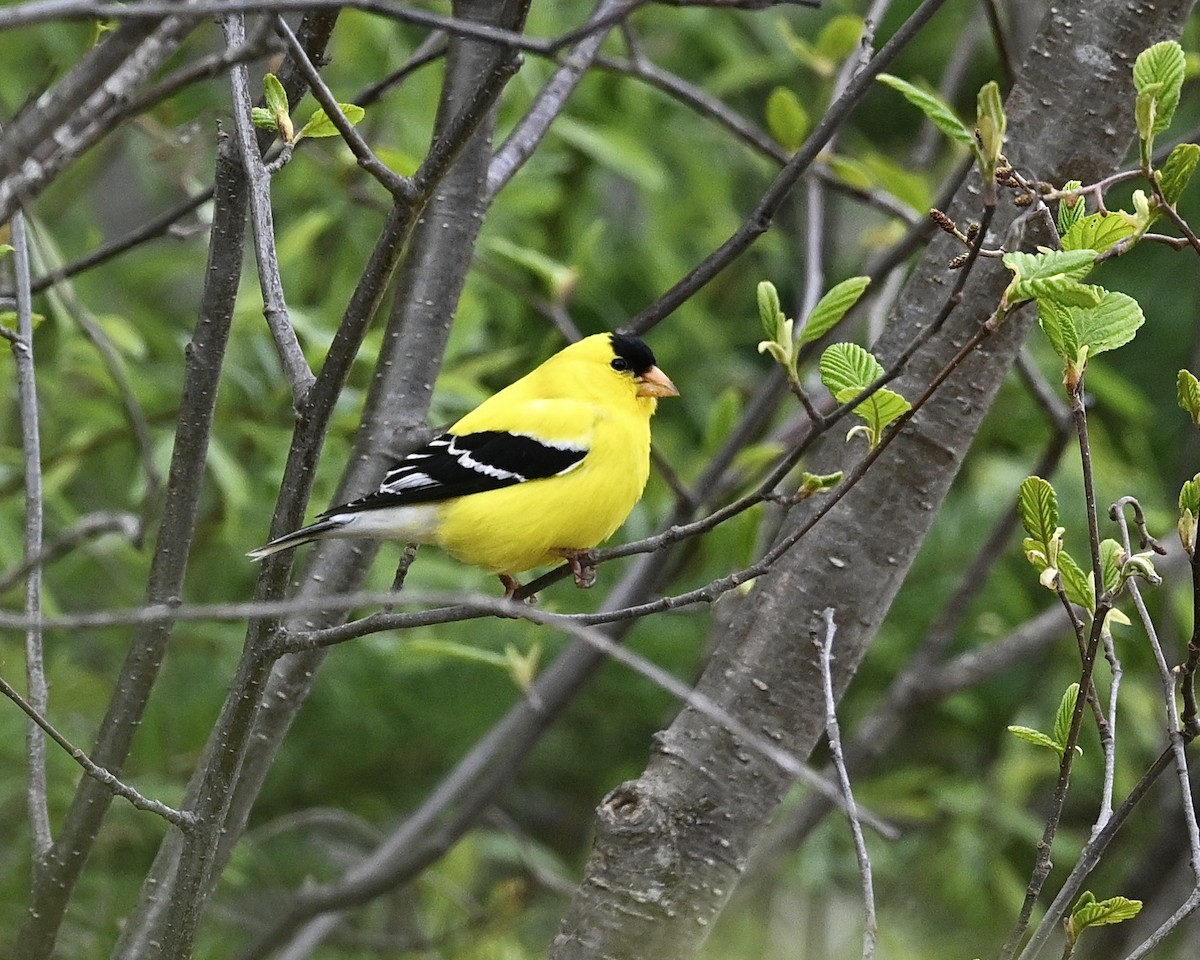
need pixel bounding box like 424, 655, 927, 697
498, 574, 537, 611
556, 550, 597, 590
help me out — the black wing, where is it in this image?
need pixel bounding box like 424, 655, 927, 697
324, 431, 587, 516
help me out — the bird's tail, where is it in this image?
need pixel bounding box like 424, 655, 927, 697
246, 517, 349, 561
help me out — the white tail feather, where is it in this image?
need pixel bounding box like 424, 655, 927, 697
246, 517, 348, 560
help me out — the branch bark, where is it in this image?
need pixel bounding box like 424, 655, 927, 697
549, 2, 1195, 956
111, 2, 531, 956
13, 132, 249, 960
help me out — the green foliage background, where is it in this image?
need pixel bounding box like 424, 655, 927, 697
4, 2, 1200, 957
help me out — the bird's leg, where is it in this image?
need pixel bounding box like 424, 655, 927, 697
554, 549, 597, 589
383, 543, 420, 612
497, 574, 537, 614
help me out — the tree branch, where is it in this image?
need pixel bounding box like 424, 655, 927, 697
8, 205, 51, 866
223, 12, 316, 408
14, 133, 249, 960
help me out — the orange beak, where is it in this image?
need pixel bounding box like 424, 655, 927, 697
635, 365, 679, 398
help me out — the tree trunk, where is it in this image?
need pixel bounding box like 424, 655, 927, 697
550, 0, 1196, 956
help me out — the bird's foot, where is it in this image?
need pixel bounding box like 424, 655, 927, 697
554, 549, 597, 589
498, 574, 537, 611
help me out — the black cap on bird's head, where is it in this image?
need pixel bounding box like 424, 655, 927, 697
610, 332, 679, 399
609, 333, 658, 376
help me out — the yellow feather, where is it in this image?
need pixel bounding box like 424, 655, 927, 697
250, 333, 676, 589
435, 335, 658, 574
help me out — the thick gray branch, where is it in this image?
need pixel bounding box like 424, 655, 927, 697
549, 2, 1195, 957
112, 3, 531, 956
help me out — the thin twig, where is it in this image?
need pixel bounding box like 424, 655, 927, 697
234, 591, 896, 960
625, 0, 954, 335
0, 510, 141, 595
0, 672, 195, 829
487, 0, 626, 199
1112, 499, 1200, 873
1001, 380, 1114, 960
29, 226, 164, 525
816, 609, 877, 960
28, 189, 212, 294
223, 13, 316, 408
273, 15, 414, 201
1013, 747, 1177, 960
981, 0, 1015, 87
8, 205, 51, 864
1121, 886, 1200, 960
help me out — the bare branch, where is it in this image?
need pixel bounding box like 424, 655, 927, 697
487, 0, 628, 199
626, 0, 955, 335
0, 511, 141, 595
15, 134, 249, 960
0, 14, 201, 223
0, 672, 194, 829
816, 609, 877, 960
223, 13, 316, 408
273, 15, 415, 201
7, 205, 51, 864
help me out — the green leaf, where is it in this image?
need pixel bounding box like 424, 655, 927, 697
296, 102, 366, 140
504, 638, 542, 692
1178, 369, 1200, 425
777, 18, 832, 76
834, 385, 911, 446
702, 387, 743, 455
975, 80, 1006, 169
797, 470, 844, 496
1180, 475, 1200, 555
856, 149, 933, 212
823, 153, 875, 191
263, 72, 288, 116
1099, 539, 1125, 594
877, 74, 974, 146
1135, 83, 1163, 145
819, 342, 885, 395
1007, 725, 1063, 756
1066, 893, 1143, 943
406, 638, 507, 669
1159, 143, 1200, 205
1060, 212, 1135, 254
1017, 476, 1061, 550
1057, 550, 1095, 610
1037, 298, 1080, 365
553, 116, 668, 192
765, 86, 810, 151
1134, 41, 1185, 135
815, 14, 864, 63
1072, 290, 1145, 357
251, 106, 278, 131
799, 276, 870, 345
1181, 475, 1200, 515
486, 237, 578, 302
757, 280, 784, 340
1057, 180, 1084, 236
1054, 683, 1081, 752
1003, 249, 1098, 306
261, 72, 293, 141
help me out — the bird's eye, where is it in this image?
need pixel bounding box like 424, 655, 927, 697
611, 357, 630, 372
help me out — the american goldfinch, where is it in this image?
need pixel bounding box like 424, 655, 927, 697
249, 333, 678, 596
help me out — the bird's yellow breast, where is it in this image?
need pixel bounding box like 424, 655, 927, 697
433, 406, 652, 575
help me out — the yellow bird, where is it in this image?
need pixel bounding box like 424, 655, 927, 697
249, 333, 678, 596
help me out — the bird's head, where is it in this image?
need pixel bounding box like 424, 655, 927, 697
607, 333, 678, 402
533, 332, 678, 412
